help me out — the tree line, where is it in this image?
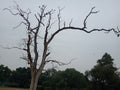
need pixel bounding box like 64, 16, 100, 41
0, 53, 120, 90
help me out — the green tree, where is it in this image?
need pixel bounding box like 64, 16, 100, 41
52, 70, 67, 89
9, 67, 31, 88
0, 64, 11, 86
38, 68, 57, 89
64, 68, 88, 89
87, 53, 120, 90
38, 68, 88, 90
51, 68, 88, 90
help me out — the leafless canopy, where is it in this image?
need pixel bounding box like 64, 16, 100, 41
4, 4, 120, 69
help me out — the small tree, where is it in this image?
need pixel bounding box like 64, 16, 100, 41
4, 4, 120, 90
86, 53, 120, 90
0, 65, 11, 85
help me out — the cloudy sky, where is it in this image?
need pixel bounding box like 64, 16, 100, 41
0, 0, 120, 73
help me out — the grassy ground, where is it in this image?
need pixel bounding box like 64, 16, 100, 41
0, 87, 28, 90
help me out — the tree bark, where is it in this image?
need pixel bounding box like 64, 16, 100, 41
30, 72, 40, 90
30, 73, 37, 90
29, 61, 45, 90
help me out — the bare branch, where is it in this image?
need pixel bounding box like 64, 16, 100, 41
46, 60, 67, 66
3, 8, 19, 15
63, 21, 66, 27
57, 7, 64, 29
20, 55, 31, 64
20, 56, 27, 61
46, 58, 75, 66
44, 12, 52, 45
57, 8, 61, 29
34, 13, 45, 26
0, 45, 27, 51
27, 34, 33, 64
46, 52, 50, 57
48, 27, 120, 45
83, 7, 99, 29
117, 27, 120, 37
69, 19, 73, 27
13, 21, 27, 29
47, 7, 119, 45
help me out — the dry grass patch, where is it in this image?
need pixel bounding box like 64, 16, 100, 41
0, 87, 28, 90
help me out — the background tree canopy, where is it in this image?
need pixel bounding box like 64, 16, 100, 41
86, 53, 120, 90
0, 53, 120, 90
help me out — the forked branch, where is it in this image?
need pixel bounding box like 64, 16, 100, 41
83, 7, 99, 29
47, 7, 119, 45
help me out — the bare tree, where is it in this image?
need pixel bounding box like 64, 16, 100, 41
4, 4, 120, 90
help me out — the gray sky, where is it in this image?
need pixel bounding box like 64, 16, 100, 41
0, 0, 120, 73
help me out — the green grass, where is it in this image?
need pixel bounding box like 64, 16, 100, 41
0, 87, 28, 90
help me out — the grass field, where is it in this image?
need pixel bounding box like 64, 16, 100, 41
0, 87, 28, 90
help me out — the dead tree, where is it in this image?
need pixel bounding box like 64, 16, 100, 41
4, 4, 120, 90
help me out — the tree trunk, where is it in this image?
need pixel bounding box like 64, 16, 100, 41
29, 72, 39, 90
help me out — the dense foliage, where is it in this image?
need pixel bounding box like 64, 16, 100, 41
0, 53, 120, 90
86, 53, 120, 90
38, 68, 89, 90
0, 66, 31, 88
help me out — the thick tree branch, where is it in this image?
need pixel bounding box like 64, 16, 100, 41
27, 34, 33, 64
47, 7, 119, 45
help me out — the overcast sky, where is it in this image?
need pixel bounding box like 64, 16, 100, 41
0, 0, 120, 73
